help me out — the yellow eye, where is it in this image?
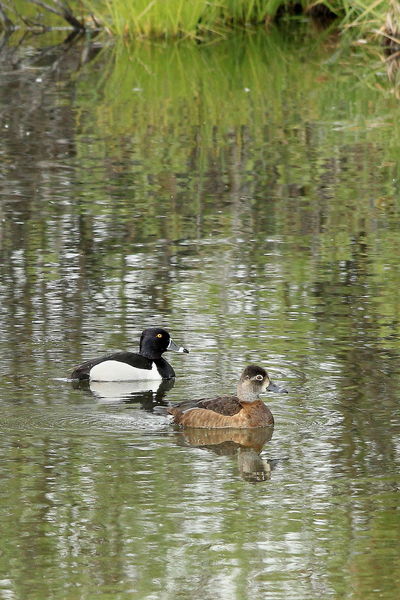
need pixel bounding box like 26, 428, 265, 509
156, 333, 163, 338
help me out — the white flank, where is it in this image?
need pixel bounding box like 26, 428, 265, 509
90, 360, 162, 382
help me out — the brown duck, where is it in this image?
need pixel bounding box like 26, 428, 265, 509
169, 365, 287, 428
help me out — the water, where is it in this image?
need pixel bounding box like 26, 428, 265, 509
1, 27, 400, 599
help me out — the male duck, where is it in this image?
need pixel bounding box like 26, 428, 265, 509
71, 327, 188, 382
169, 365, 287, 428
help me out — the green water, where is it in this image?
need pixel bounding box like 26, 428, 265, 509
1, 28, 400, 599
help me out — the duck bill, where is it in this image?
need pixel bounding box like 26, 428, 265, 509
167, 338, 189, 353
267, 381, 288, 394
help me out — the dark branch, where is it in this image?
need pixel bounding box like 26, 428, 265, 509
0, 1, 14, 30
27, 0, 85, 31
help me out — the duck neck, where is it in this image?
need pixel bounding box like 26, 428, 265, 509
237, 387, 260, 404
139, 342, 163, 360
140, 350, 161, 360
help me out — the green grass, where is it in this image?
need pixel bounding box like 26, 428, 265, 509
80, 0, 393, 38
82, 0, 277, 39
3, 1, 396, 38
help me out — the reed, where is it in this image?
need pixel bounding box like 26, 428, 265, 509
2, 1, 395, 39
80, 0, 389, 38
82, 0, 266, 38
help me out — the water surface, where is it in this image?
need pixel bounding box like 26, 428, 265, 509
1, 27, 400, 600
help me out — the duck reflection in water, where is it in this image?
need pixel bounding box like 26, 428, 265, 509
177, 427, 275, 483
73, 377, 175, 411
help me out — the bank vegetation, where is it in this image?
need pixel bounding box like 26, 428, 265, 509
0, 0, 398, 47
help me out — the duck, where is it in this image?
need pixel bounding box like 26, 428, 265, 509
71, 327, 189, 381
168, 364, 287, 428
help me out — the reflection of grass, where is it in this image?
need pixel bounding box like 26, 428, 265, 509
71, 31, 400, 335
76, 29, 400, 165
68, 28, 400, 359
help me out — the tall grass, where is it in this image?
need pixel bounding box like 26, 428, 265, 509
82, 0, 277, 38
80, 0, 390, 38
2, 1, 396, 38
86, 0, 219, 38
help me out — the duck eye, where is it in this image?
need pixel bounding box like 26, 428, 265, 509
156, 333, 163, 338
255, 374, 263, 381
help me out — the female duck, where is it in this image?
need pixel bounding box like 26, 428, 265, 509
71, 327, 188, 381
169, 365, 287, 429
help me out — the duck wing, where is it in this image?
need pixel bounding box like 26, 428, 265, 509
169, 395, 241, 417
199, 396, 242, 415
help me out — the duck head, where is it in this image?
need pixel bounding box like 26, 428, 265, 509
139, 327, 189, 359
237, 364, 287, 403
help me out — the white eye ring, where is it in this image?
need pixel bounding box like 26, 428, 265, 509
255, 374, 264, 381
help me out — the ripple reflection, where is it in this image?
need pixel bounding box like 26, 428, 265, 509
176, 426, 275, 483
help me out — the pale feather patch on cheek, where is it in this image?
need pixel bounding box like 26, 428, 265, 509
90, 360, 162, 382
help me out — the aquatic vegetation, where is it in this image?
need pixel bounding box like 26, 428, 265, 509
81, 0, 300, 38
3, 0, 399, 41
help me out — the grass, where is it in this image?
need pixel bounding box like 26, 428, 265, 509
3, 1, 397, 39
81, 0, 278, 39
80, 0, 396, 39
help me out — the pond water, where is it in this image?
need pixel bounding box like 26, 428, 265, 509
1, 26, 400, 600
